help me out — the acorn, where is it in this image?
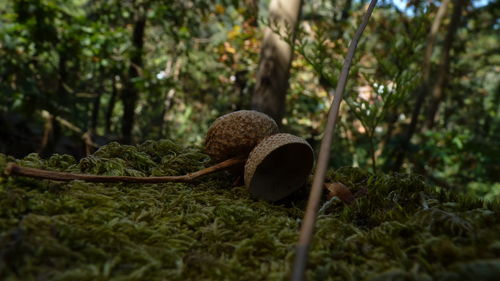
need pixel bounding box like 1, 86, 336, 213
205, 110, 279, 163
244, 133, 314, 202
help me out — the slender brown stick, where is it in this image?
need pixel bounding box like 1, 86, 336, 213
4, 157, 246, 183
291, 1, 378, 280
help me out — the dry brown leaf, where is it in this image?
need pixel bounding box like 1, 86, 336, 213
325, 182, 355, 204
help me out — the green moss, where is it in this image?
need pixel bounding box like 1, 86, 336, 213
1, 140, 499, 280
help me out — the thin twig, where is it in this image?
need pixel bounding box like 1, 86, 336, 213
291, 1, 378, 280
4, 157, 246, 183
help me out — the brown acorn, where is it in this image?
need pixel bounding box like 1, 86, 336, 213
205, 110, 279, 163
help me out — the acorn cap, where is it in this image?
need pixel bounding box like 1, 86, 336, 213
205, 110, 279, 163
244, 133, 314, 202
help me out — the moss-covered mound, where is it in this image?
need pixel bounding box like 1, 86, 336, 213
1, 140, 499, 281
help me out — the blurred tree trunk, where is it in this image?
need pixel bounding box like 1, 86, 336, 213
232, 1, 258, 110
332, 0, 353, 25
90, 67, 104, 134
245, 0, 259, 27
426, 0, 467, 129
41, 49, 69, 155
39, 112, 57, 157
121, 12, 146, 144
340, 0, 353, 22
330, 0, 353, 41
58, 52, 68, 107
91, 94, 101, 132
388, 0, 450, 171
251, 0, 303, 124
105, 75, 118, 135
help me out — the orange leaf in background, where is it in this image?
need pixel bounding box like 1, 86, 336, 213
224, 42, 236, 54
325, 182, 355, 204
227, 25, 241, 40
215, 4, 225, 14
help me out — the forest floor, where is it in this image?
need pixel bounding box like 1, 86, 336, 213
1, 140, 499, 280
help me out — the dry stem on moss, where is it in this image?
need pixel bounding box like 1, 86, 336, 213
4, 157, 246, 183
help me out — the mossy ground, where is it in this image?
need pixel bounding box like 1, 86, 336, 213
1, 140, 499, 281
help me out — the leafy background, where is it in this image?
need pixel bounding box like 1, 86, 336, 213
0, 0, 499, 198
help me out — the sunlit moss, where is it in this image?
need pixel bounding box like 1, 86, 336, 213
1, 140, 499, 280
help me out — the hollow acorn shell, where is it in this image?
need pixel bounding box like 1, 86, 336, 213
244, 133, 314, 202
205, 110, 279, 163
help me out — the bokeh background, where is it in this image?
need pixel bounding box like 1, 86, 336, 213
0, 0, 498, 199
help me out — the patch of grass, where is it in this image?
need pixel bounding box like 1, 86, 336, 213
1, 141, 499, 280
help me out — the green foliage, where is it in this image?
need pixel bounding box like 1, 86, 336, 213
292, 2, 426, 172
0, 0, 258, 147
0, 1, 499, 211
1, 140, 500, 280
281, 1, 500, 194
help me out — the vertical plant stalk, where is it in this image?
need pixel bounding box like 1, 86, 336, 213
426, 0, 466, 129
291, 1, 378, 280
105, 75, 118, 135
122, 11, 147, 144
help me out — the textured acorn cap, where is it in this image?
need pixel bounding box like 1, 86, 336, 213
205, 110, 279, 163
244, 133, 314, 202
